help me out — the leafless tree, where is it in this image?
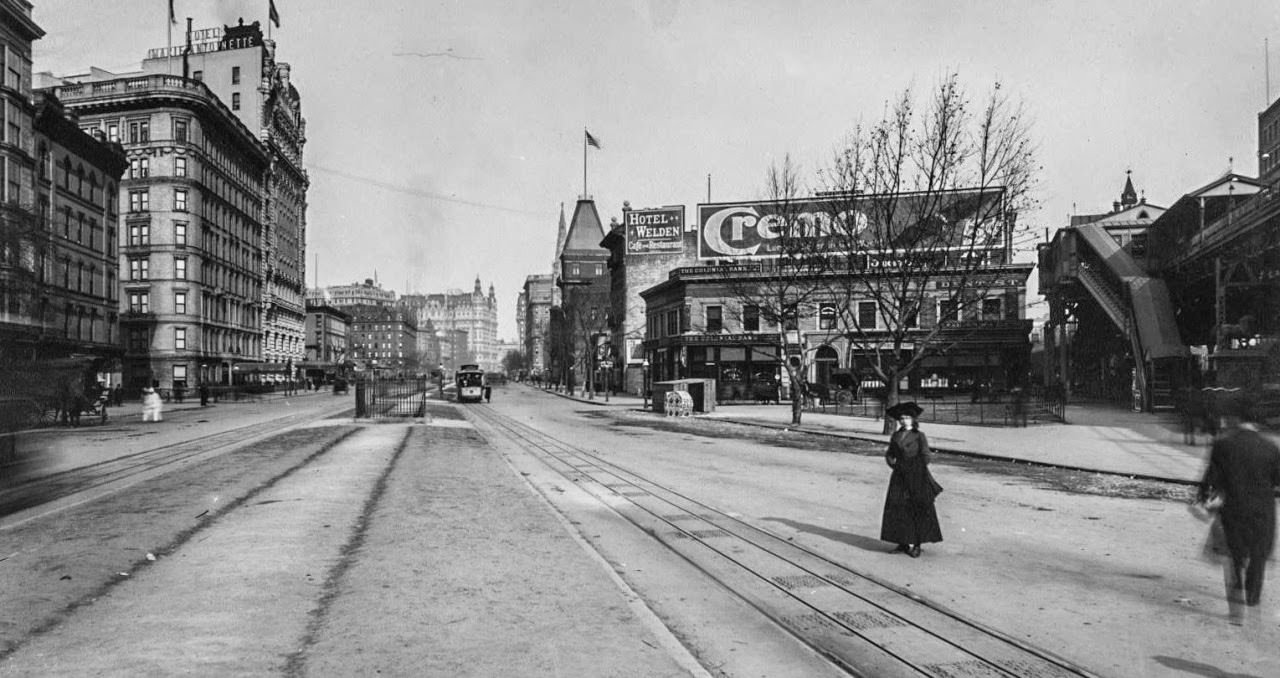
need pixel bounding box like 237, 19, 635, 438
717, 156, 835, 425
820, 75, 1039, 431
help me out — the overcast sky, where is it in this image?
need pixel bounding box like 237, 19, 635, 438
31, 0, 1280, 338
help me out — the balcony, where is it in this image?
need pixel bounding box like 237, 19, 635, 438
120, 310, 156, 323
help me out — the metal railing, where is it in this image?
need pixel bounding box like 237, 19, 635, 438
805, 393, 1065, 427
354, 377, 429, 419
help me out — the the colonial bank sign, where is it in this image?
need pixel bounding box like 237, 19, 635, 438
696, 188, 1004, 259
625, 206, 685, 254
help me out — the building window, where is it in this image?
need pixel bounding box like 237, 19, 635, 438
174, 188, 187, 211
129, 258, 149, 281
175, 291, 186, 314
818, 303, 838, 330
129, 292, 150, 313
231, 92, 240, 110
192, 70, 202, 82
6, 158, 18, 205
175, 257, 187, 280
130, 157, 149, 179
175, 327, 186, 350
129, 120, 149, 143
939, 299, 959, 323
173, 118, 188, 143
107, 123, 119, 143
743, 304, 760, 332
231, 66, 240, 84
705, 305, 723, 333
128, 190, 149, 212
856, 301, 878, 329
981, 297, 1002, 321
174, 221, 187, 245
175, 156, 187, 177
665, 310, 678, 336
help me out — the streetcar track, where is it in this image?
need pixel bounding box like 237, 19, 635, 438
468, 404, 1102, 678
0, 403, 351, 524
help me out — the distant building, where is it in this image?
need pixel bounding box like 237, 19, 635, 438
1067, 172, 1166, 270
348, 307, 417, 375
521, 273, 553, 374
550, 199, 610, 390
141, 19, 310, 367
41, 67, 272, 392
303, 301, 351, 382
0, 1, 47, 360
600, 203, 698, 394
398, 276, 499, 372
327, 278, 395, 308
4, 91, 126, 369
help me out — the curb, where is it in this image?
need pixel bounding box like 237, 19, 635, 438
707, 416, 1200, 487
536, 386, 639, 408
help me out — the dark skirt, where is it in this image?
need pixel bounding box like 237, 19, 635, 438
880, 468, 943, 545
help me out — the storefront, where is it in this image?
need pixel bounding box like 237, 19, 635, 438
646, 335, 782, 402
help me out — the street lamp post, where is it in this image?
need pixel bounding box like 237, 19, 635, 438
642, 357, 650, 411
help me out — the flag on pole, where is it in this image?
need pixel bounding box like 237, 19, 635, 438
269, 0, 280, 28
585, 130, 601, 149
169, 0, 176, 25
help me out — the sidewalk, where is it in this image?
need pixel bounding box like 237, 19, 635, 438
528, 384, 1280, 485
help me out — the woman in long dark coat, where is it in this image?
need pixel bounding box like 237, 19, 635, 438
880, 402, 943, 558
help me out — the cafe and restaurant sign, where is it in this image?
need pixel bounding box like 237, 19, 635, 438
625, 206, 685, 254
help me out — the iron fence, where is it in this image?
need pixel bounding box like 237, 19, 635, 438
805, 394, 1065, 427
354, 377, 429, 419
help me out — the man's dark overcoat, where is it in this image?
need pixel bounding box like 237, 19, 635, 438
1199, 427, 1280, 563
880, 428, 943, 545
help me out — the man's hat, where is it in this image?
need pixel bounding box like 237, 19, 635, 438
886, 401, 923, 419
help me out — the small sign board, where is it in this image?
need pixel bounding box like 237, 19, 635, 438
625, 206, 685, 255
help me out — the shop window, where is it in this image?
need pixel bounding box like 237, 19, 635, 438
706, 305, 723, 333
743, 305, 760, 332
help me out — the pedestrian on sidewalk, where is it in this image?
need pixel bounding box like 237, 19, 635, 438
880, 401, 943, 558
141, 386, 164, 422
1196, 398, 1280, 623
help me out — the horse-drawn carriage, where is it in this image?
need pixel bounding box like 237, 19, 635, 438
0, 357, 109, 430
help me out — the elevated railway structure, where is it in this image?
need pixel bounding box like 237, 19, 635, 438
1040, 173, 1279, 412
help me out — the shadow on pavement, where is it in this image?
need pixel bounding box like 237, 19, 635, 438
761, 517, 890, 553
1152, 655, 1265, 678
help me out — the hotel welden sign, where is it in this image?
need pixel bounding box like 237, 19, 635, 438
696, 188, 1005, 260
625, 206, 685, 254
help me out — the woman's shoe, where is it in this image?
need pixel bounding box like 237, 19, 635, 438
908, 545, 921, 558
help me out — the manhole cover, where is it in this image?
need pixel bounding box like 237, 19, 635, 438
771, 574, 831, 590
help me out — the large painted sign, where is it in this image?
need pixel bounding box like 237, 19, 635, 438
625, 206, 685, 254
696, 188, 1005, 260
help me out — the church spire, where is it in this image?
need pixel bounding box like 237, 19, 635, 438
552, 202, 567, 279
1120, 170, 1138, 209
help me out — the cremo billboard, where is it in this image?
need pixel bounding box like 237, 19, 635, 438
696, 187, 1005, 260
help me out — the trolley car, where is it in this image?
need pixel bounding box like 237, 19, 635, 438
455, 365, 486, 403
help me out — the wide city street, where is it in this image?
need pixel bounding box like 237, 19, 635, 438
0, 384, 1274, 677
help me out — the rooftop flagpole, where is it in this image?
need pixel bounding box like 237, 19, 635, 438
582, 127, 587, 198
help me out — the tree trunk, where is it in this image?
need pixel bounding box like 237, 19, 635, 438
789, 372, 804, 426
880, 374, 900, 435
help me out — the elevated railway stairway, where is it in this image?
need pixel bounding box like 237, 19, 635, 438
1042, 223, 1188, 410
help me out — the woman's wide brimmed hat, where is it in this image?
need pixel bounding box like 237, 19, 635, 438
886, 401, 923, 419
